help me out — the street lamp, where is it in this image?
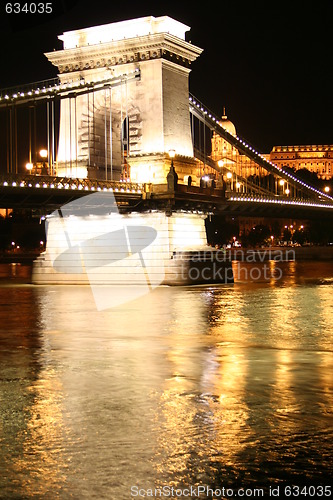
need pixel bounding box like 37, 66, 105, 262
167, 149, 178, 192
279, 179, 285, 195
217, 160, 224, 188
39, 149, 49, 175
226, 171, 233, 191
168, 149, 175, 164
26, 162, 33, 174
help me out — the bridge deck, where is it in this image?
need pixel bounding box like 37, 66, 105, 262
1, 174, 332, 218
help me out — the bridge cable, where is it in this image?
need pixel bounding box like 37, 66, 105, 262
104, 89, 108, 181
109, 86, 113, 181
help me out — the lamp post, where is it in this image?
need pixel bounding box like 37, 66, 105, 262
169, 149, 175, 164
25, 162, 33, 175
39, 149, 48, 175
217, 159, 224, 188
279, 179, 286, 196
226, 171, 233, 192
167, 149, 178, 192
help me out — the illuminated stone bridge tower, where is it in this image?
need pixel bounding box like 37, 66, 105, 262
45, 16, 203, 182
33, 16, 234, 289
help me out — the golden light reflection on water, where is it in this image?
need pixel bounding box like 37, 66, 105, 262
0, 261, 333, 497
210, 346, 251, 466
15, 372, 68, 497
273, 349, 302, 421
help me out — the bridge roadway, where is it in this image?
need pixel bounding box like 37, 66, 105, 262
1, 173, 333, 219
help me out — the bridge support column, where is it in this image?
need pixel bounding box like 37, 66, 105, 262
32, 210, 233, 294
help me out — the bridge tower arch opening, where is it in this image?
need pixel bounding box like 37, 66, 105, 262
45, 16, 203, 183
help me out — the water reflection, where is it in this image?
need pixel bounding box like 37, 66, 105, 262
0, 261, 332, 498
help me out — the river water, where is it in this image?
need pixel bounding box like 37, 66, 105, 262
0, 261, 332, 499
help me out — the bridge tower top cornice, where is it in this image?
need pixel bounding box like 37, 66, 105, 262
59, 16, 190, 48
45, 16, 203, 77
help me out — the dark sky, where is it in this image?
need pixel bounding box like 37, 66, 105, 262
0, 0, 332, 152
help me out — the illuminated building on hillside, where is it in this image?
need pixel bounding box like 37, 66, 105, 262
211, 112, 333, 182
210, 110, 268, 185
269, 145, 333, 180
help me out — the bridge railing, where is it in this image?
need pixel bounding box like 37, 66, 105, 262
0, 77, 60, 100
226, 191, 333, 209
0, 70, 141, 107
189, 94, 333, 204
0, 173, 144, 194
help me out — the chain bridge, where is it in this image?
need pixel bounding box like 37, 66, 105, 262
0, 16, 332, 285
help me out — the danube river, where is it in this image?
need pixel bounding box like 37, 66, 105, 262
0, 261, 332, 499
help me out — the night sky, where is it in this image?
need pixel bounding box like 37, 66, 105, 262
0, 0, 332, 153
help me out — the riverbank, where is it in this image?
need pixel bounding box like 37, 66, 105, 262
0, 251, 40, 264
0, 245, 333, 267
227, 246, 333, 261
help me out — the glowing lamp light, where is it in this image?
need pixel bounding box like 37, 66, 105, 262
279, 179, 285, 186
226, 172, 233, 179
324, 186, 330, 193
217, 159, 224, 168
236, 182, 241, 189
39, 149, 48, 159
26, 162, 33, 171
285, 188, 290, 195
168, 149, 176, 159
